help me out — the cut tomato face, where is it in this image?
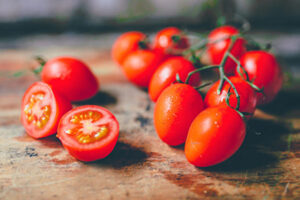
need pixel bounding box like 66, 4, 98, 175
21, 82, 72, 139
57, 105, 119, 162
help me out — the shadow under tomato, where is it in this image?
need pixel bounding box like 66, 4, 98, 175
89, 141, 148, 169
203, 118, 295, 172
74, 91, 117, 106
259, 90, 300, 117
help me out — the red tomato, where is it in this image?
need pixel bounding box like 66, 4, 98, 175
149, 56, 201, 102
122, 50, 164, 88
41, 57, 99, 102
21, 82, 72, 139
153, 27, 189, 55
236, 50, 283, 105
185, 106, 246, 167
154, 83, 204, 146
57, 105, 119, 162
207, 25, 246, 75
112, 31, 147, 66
204, 76, 257, 116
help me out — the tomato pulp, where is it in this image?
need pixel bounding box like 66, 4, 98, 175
21, 82, 72, 139
57, 105, 119, 162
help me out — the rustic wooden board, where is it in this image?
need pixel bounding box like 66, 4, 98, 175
0, 47, 299, 200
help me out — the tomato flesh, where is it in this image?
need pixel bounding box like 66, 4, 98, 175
57, 105, 119, 162
21, 82, 72, 139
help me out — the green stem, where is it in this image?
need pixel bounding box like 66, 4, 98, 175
228, 53, 249, 81
185, 65, 219, 84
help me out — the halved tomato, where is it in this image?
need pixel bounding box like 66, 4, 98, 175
57, 105, 119, 162
21, 82, 72, 139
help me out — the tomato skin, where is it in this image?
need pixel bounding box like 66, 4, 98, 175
207, 25, 246, 75
236, 50, 283, 105
149, 56, 201, 102
153, 27, 189, 55
154, 83, 204, 146
185, 106, 246, 167
21, 82, 72, 139
41, 57, 99, 102
122, 50, 164, 88
112, 31, 147, 66
57, 105, 119, 162
204, 76, 257, 117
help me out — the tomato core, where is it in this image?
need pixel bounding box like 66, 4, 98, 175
24, 92, 51, 129
65, 110, 109, 144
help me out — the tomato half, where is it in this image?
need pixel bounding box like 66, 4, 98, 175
185, 106, 246, 167
57, 105, 119, 162
111, 31, 147, 66
21, 82, 72, 139
153, 27, 189, 55
207, 25, 246, 75
41, 57, 99, 102
122, 50, 164, 88
148, 56, 201, 102
204, 76, 257, 116
154, 83, 204, 146
236, 50, 283, 105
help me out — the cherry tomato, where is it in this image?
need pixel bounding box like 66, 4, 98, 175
21, 82, 72, 139
154, 83, 204, 146
112, 31, 147, 66
122, 50, 164, 88
153, 27, 189, 55
204, 76, 257, 117
185, 106, 246, 167
207, 25, 246, 75
41, 57, 99, 102
57, 105, 119, 162
149, 56, 201, 102
236, 50, 283, 105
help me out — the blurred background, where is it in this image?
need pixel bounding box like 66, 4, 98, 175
0, 0, 300, 79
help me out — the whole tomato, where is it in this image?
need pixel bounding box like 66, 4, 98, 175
153, 27, 189, 55
204, 76, 257, 117
122, 50, 164, 88
236, 50, 283, 105
207, 25, 246, 75
41, 57, 99, 102
112, 31, 147, 66
154, 83, 204, 146
149, 56, 201, 102
185, 106, 246, 167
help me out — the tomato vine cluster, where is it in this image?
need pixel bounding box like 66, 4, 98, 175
112, 26, 283, 167
21, 57, 119, 162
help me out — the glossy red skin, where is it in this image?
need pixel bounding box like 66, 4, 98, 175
122, 50, 164, 88
154, 83, 204, 146
153, 27, 189, 55
149, 56, 201, 102
185, 106, 246, 167
112, 31, 147, 66
41, 57, 99, 102
236, 50, 283, 105
207, 26, 246, 75
57, 105, 119, 162
21, 82, 72, 139
204, 76, 257, 117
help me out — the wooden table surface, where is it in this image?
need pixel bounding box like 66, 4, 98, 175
0, 34, 299, 200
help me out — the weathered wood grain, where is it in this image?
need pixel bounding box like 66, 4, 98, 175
0, 46, 299, 200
